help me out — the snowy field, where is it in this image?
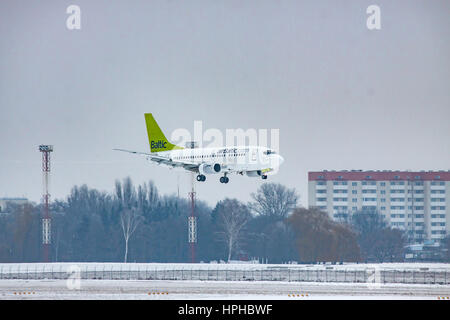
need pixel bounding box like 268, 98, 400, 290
0, 262, 449, 299
2, 262, 450, 272
1, 279, 449, 300
1, 262, 450, 285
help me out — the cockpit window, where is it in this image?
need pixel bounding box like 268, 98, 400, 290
264, 150, 276, 155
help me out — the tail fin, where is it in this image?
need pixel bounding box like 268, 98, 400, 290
144, 113, 183, 153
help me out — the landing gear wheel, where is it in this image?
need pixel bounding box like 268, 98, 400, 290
262, 175, 268, 180
197, 174, 206, 182
220, 176, 229, 184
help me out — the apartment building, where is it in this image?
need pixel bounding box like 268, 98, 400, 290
308, 170, 450, 243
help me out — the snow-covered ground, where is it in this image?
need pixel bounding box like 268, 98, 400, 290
1, 262, 450, 273
1, 262, 449, 285
0, 279, 449, 300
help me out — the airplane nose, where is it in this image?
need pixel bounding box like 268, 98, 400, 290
278, 155, 284, 164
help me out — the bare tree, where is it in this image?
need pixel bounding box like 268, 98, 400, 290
137, 180, 159, 221
351, 210, 405, 262
288, 207, 361, 263
215, 199, 251, 262
120, 207, 142, 263
115, 177, 142, 262
250, 183, 298, 220
443, 235, 450, 262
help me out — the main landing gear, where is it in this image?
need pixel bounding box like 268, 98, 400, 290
219, 175, 229, 184
262, 175, 268, 180
196, 174, 206, 182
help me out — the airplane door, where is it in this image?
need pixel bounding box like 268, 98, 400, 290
251, 149, 257, 162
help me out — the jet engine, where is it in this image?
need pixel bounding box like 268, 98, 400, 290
199, 163, 221, 175
246, 170, 262, 177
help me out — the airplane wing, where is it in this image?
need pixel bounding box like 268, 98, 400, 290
113, 148, 199, 172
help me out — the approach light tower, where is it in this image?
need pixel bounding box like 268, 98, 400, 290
186, 141, 198, 263
39, 145, 53, 262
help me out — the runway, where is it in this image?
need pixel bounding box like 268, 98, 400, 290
1, 279, 449, 300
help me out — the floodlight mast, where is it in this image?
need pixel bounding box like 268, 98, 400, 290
39, 145, 53, 262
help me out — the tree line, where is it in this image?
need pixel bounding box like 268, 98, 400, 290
0, 178, 423, 264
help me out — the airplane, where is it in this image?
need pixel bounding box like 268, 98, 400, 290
114, 113, 284, 183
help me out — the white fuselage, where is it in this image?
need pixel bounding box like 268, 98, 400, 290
154, 146, 283, 175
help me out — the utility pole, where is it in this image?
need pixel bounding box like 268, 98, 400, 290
39, 145, 53, 262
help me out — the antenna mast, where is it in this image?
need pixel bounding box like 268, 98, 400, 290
39, 145, 53, 262
186, 141, 198, 263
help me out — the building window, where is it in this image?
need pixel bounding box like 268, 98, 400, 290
333, 206, 348, 210
390, 206, 405, 210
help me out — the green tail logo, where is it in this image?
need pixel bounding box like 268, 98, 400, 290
145, 113, 183, 153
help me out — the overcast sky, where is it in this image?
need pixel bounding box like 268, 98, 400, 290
1, 0, 449, 207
